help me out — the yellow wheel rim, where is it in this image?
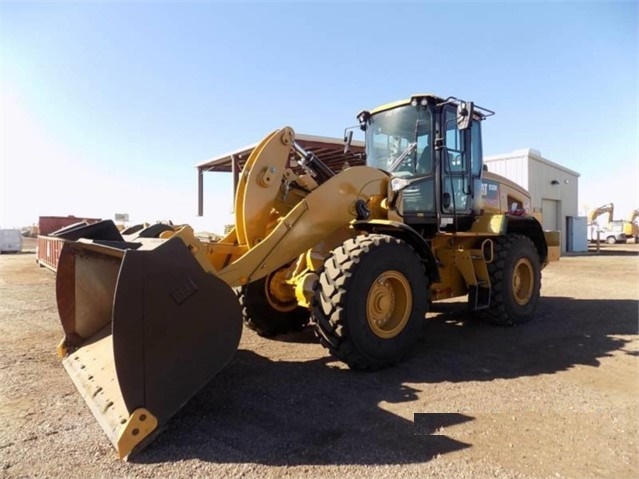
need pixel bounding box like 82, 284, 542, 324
512, 258, 534, 306
265, 269, 297, 313
366, 270, 412, 339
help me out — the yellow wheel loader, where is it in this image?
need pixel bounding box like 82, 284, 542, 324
52, 94, 560, 459
624, 209, 639, 242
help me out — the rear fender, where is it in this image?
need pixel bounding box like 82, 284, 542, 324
471, 213, 555, 266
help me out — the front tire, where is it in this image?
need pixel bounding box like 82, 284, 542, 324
239, 270, 309, 337
312, 234, 429, 370
479, 234, 541, 326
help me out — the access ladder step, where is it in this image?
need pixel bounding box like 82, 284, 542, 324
469, 284, 491, 310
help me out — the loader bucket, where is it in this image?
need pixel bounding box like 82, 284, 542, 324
55, 234, 243, 459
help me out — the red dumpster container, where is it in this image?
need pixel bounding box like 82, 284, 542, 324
36, 216, 101, 271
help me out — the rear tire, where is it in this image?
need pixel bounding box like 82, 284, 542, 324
312, 234, 429, 370
239, 272, 309, 337
479, 234, 541, 326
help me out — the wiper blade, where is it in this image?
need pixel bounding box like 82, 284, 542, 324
387, 142, 417, 173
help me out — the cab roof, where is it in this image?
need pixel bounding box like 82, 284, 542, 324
367, 94, 493, 121
369, 94, 446, 115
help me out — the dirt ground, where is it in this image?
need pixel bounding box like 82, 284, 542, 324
1, 238, 637, 479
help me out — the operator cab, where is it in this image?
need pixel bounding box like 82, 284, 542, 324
357, 94, 493, 234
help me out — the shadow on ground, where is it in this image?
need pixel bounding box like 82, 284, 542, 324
135, 296, 637, 466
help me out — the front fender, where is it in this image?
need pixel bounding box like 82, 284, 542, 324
351, 219, 440, 283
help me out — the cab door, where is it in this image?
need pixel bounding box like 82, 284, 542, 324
440, 107, 476, 216
439, 106, 471, 215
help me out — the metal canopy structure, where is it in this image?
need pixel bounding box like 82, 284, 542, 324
195, 133, 366, 216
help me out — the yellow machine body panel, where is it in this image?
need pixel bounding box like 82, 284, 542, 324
481, 171, 532, 215
428, 234, 493, 301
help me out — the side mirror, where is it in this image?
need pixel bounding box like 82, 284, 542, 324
344, 130, 354, 155
356, 110, 370, 131
456, 101, 474, 130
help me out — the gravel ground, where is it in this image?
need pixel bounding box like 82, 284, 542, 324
0, 240, 637, 478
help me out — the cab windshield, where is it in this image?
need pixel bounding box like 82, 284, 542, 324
365, 105, 433, 177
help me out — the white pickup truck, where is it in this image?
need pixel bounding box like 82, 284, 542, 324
587, 222, 627, 244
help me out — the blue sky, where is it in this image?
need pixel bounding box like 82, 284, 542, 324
1, 1, 637, 232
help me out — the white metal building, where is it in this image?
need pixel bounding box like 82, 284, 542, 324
484, 148, 583, 252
